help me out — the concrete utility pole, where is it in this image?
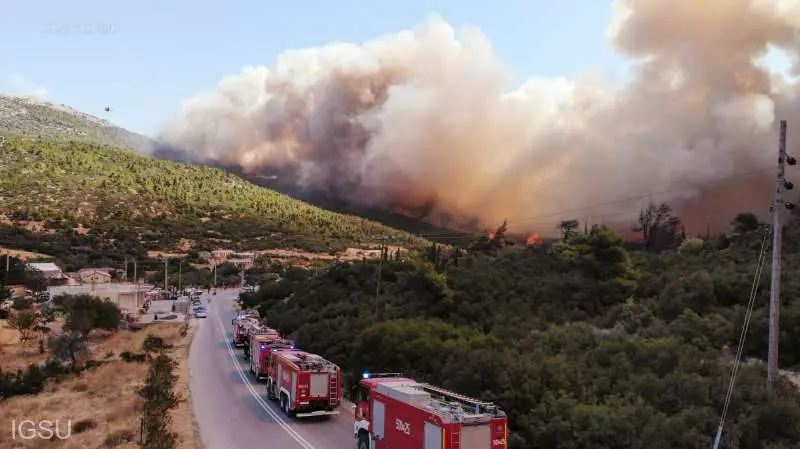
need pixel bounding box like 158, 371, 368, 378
374, 236, 388, 318
124, 256, 128, 282
178, 259, 183, 291
213, 263, 217, 288
769, 120, 791, 391
164, 257, 169, 292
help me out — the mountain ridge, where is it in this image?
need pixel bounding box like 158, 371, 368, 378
0, 94, 155, 153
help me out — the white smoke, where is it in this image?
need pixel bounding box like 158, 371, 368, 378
157, 0, 800, 234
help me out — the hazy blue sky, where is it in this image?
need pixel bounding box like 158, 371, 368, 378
2, 1, 650, 136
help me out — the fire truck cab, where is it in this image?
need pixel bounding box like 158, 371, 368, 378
243, 326, 279, 360
249, 334, 293, 380
232, 314, 260, 348
353, 373, 507, 449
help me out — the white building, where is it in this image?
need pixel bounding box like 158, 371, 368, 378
28, 262, 65, 279
48, 282, 153, 311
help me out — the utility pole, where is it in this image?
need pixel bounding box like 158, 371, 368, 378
164, 257, 169, 293
374, 236, 387, 318
5, 251, 9, 272
178, 259, 183, 291
769, 120, 796, 391
124, 256, 128, 282
375, 253, 383, 317
213, 263, 217, 289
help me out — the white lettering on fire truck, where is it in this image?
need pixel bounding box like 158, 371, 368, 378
395, 418, 411, 435
492, 439, 505, 446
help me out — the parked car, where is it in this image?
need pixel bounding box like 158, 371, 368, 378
194, 307, 207, 318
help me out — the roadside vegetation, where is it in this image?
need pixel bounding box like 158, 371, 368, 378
243, 209, 800, 449
0, 294, 199, 449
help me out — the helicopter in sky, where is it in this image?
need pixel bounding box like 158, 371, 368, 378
104, 106, 112, 113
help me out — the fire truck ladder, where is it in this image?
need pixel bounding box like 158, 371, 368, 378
449, 428, 460, 449
328, 374, 339, 406
418, 383, 498, 415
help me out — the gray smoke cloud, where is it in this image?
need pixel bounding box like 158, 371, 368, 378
156, 0, 800, 235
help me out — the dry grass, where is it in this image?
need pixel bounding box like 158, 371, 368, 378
0, 319, 64, 372
172, 323, 203, 449
0, 322, 202, 449
0, 247, 53, 260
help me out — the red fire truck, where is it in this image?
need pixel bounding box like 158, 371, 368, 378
243, 325, 279, 360
266, 349, 343, 418
353, 373, 507, 449
249, 334, 293, 380
232, 317, 259, 347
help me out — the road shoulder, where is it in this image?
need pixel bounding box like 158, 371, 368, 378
173, 320, 204, 449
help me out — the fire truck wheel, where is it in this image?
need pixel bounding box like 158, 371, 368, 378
281, 395, 295, 418
357, 432, 369, 449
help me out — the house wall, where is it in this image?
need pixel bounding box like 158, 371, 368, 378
81, 273, 111, 284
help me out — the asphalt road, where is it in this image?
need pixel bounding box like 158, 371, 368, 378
189, 290, 356, 449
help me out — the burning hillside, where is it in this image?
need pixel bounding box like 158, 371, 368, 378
154, 0, 800, 236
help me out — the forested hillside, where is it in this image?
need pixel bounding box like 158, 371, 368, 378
243, 219, 800, 449
0, 136, 429, 260
0, 95, 153, 152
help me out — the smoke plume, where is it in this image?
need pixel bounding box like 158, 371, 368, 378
156, 0, 800, 236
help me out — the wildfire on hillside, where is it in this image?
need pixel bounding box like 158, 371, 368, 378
526, 234, 542, 246
156, 0, 797, 237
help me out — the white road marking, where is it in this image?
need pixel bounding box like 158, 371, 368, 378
212, 300, 317, 449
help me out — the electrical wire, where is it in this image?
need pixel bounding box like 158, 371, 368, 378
389, 165, 775, 241
711, 220, 772, 449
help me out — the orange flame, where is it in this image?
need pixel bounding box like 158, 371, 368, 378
526, 234, 542, 245
488, 232, 496, 240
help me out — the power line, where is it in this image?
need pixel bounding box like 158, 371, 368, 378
712, 221, 772, 449
413, 207, 742, 243
403, 165, 776, 241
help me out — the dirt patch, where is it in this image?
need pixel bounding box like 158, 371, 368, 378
146, 251, 186, 259
255, 245, 407, 264
0, 322, 200, 449
0, 247, 53, 260
0, 217, 53, 234
72, 225, 90, 235
178, 239, 196, 252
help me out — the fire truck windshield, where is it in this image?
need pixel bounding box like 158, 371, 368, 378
353, 384, 370, 402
